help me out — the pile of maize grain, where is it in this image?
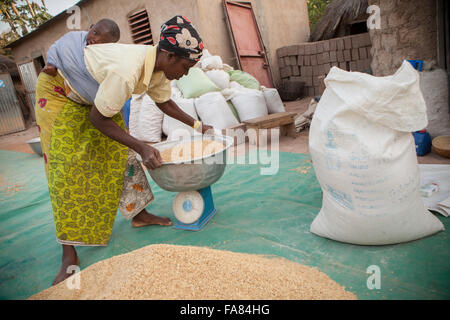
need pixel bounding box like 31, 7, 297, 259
29, 244, 357, 300
160, 140, 224, 163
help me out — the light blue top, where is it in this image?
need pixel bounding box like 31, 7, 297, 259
46, 31, 99, 104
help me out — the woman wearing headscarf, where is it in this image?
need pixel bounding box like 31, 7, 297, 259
35, 15, 212, 285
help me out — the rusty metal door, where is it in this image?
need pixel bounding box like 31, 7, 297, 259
223, 0, 274, 88
17, 61, 38, 121
0, 73, 26, 136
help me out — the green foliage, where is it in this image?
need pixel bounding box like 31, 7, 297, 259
307, 0, 333, 30
0, 0, 52, 50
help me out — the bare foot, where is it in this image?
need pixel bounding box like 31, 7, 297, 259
52, 245, 79, 286
131, 209, 173, 228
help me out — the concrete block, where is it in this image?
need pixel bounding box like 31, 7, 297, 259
337, 50, 344, 62
359, 47, 367, 60
310, 43, 317, 55
297, 45, 305, 55
344, 36, 352, 49
349, 61, 357, 71
316, 42, 324, 54
351, 48, 359, 61
297, 55, 304, 66
292, 65, 300, 76
317, 53, 324, 65
351, 35, 360, 48
287, 45, 298, 56
290, 55, 297, 66
304, 55, 311, 66
311, 54, 317, 66
279, 58, 286, 68
304, 44, 312, 55
323, 63, 331, 74
284, 56, 290, 66
344, 49, 351, 61
329, 39, 337, 51
323, 40, 330, 52
277, 47, 287, 58
329, 51, 337, 62
356, 60, 365, 71
337, 38, 345, 50
313, 75, 320, 86
280, 66, 291, 78
339, 62, 347, 70
322, 52, 330, 64
312, 65, 321, 76
303, 66, 312, 76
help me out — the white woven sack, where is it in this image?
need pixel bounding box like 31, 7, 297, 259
129, 93, 163, 143
262, 87, 285, 113
162, 98, 201, 141
309, 61, 444, 245
205, 70, 230, 90
194, 92, 239, 130
231, 89, 268, 122
201, 55, 223, 71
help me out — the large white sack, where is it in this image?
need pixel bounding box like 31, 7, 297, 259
231, 89, 268, 122
309, 61, 444, 245
205, 70, 230, 90
262, 87, 286, 113
221, 81, 254, 101
194, 92, 239, 130
201, 55, 223, 71
129, 93, 163, 143
162, 98, 201, 141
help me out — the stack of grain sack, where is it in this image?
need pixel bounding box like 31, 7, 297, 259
129, 49, 286, 142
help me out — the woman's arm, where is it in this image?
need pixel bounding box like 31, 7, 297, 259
156, 99, 213, 133
89, 105, 163, 169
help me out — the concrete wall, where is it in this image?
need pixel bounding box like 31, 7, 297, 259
8, 0, 309, 86
368, 0, 438, 76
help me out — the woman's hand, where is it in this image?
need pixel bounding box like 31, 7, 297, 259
138, 143, 163, 170
201, 124, 213, 134
41, 64, 58, 76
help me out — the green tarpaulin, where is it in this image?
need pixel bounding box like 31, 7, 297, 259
0, 149, 449, 300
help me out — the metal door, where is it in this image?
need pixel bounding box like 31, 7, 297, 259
17, 61, 38, 121
0, 73, 26, 136
223, 0, 274, 88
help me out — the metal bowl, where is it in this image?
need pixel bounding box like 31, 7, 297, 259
26, 137, 43, 157
138, 134, 234, 192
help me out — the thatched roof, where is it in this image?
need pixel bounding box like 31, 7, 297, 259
310, 0, 369, 42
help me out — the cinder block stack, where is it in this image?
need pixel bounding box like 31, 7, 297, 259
277, 33, 372, 96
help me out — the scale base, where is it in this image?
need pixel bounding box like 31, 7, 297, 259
173, 208, 217, 231
173, 186, 217, 231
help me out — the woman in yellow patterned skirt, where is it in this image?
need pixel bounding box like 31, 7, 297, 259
36, 16, 211, 285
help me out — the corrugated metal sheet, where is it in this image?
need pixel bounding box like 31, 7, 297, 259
0, 73, 26, 136
18, 61, 37, 121
18, 62, 38, 92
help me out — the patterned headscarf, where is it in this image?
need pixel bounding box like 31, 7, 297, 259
159, 15, 204, 61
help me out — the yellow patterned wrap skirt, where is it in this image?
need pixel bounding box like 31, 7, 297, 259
35, 72, 153, 246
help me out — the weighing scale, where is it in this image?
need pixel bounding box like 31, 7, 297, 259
172, 186, 217, 231
137, 134, 234, 232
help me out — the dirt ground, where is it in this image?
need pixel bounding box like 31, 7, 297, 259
0, 97, 449, 165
